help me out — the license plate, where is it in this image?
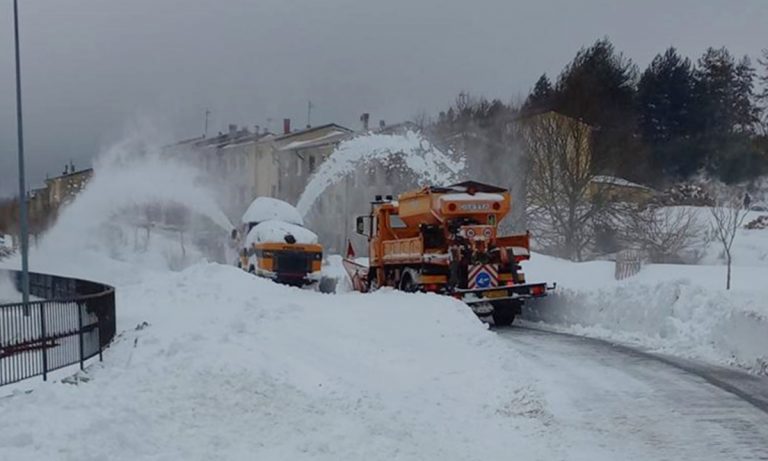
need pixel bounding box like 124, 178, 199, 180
484, 290, 507, 299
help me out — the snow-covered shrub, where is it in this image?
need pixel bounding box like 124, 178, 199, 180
744, 215, 768, 230
653, 183, 715, 207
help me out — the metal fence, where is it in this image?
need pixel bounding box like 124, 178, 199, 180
0, 270, 116, 386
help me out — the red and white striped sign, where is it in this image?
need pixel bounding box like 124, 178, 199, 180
468, 264, 498, 289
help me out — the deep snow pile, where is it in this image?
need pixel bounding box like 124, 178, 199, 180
241, 197, 304, 226
246, 220, 318, 245
0, 264, 553, 460
296, 131, 464, 216
523, 253, 768, 374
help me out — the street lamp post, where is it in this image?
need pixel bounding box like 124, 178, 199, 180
13, 0, 31, 314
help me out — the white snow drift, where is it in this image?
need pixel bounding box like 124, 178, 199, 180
0, 264, 553, 461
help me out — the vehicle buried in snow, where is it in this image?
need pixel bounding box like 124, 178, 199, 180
343, 181, 554, 325
234, 197, 323, 287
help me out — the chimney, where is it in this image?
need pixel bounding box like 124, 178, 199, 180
360, 113, 370, 131
283, 118, 291, 134
228, 124, 238, 136
379, 120, 386, 129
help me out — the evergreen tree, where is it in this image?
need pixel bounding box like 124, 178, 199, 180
522, 74, 554, 114
693, 48, 762, 181
638, 48, 695, 143
637, 48, 699, 178
551, 38, 645, 182
694, 48, 758, 135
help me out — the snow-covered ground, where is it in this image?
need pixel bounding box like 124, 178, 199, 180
2, 261, 767, 460
523, 210, 768, 374
2, 133, 767, 459
0, 263, 558, 460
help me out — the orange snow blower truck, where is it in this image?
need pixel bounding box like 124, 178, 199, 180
343, 181, 553, 325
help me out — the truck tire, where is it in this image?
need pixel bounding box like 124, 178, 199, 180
399, 268, 420, 293
491, 300, 521, 327
492, 308, 516, 327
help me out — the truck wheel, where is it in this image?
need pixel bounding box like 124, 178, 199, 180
492, 308, 516, 327
399, 269, 420, 293
491, 300, 520, 327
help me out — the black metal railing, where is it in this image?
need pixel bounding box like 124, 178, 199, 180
0, 269, 116, 386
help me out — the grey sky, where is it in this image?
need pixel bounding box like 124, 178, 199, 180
1, 0, 766, 197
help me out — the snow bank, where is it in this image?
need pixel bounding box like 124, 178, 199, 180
296, 131, 464, 216
246, 220, 318, 245
523, 254, 768, 374
242, 196, 304, 226
0, 264, 551, 460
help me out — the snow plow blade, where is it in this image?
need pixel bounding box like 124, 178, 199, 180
342, 258, 370, 293
455, 282, 554, 305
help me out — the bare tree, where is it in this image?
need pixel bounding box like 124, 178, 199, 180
709, 196, 750, 289
519, 112, 609, 261
620, 205, 706, 263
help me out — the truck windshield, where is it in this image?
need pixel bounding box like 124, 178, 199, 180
389, 214, 407, 229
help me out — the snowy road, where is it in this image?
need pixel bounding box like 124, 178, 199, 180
497, 326, 768, 460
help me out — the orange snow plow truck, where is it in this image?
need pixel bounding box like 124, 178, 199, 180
343, 181, 553, 325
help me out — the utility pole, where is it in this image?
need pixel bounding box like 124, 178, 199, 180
203, 109, 211, 138
13, 0, 30, 315
306, 100, 313, 128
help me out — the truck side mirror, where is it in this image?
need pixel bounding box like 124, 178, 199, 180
356, 216, 368, 237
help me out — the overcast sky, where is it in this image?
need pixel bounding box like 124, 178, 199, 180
1, 0, 766, 197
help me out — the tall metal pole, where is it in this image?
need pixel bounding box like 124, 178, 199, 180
13, 0, 31, 315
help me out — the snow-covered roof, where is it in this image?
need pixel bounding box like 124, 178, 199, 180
242, 197, 304, 226
245, 220, 318, 246
591, 175, 652, 190
278, 131, 350, 151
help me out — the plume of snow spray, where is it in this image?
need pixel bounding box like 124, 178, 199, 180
21, 129, 232, 283
296, 131, 464, 216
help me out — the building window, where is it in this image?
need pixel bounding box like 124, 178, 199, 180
309, 155, 316, 173
296, 155, 302, 176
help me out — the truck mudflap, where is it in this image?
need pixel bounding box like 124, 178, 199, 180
454, 282, 555, 305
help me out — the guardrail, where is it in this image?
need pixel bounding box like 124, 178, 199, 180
0, 269, 116, 386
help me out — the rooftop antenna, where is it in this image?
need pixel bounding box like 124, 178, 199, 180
306, 100, 314, 128
203, 109, 211, 138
